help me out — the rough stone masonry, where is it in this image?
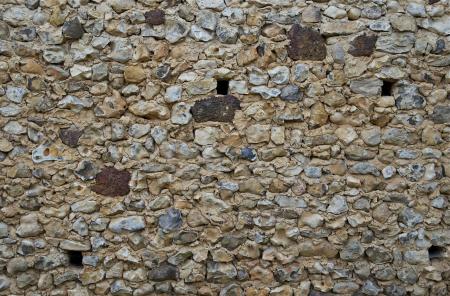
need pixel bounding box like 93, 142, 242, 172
0, 0, 449, 295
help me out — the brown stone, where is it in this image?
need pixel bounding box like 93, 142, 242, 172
124, 65, 146, 83
144, 9, 165, 25
91, 167, 131, 197
191, 95, 240, 123
348, 34, 378, 57
287, 24, 326, 61
21, 59, 44, 75
59, 127, 83, 148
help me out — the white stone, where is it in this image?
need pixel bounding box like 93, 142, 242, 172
335, 126, 358, 145
190, 25, 214, 42
268, 66, 290, 84
324, 6, 347, 19
196, 0, 226, 10
165, 85, 182, 103
194, 127, 219, 145
229, 80, 248, 94
250, 86, 281, 100
246, 124, 271, 143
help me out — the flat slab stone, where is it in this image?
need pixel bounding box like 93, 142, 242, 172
287, 24, 326, 60
91, 167, 131, 196
191, 95, 240, 122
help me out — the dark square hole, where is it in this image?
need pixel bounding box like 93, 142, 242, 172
216, 80, 229, 95
67, 250, 83, 267
428, 245, 446, 259
381, 80, 394, 96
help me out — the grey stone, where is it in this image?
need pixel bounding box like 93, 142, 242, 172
62, 18, 84, 40
304, 166, 322, 178
190, 25, 214, 41
292, 64, 309, 82
398, 207, 423, 227
397, 164, 425, 181
350, 78, 383, 96
0, 104, 21, 117
420, 16, 450, 36
159, 208, 182, 233
0, 222, 8, 238
349, 162, 380, 176
111, 280, 133, 295
71, 200, 98, 213
0, 276, 10, 291
268, 66, 290, 84
73, 217, 89, 236
7, 257, 28, 274
361, 280, 382, 296
280, 85, 302, 102
196, 0, 226, 10
6, 86, 28, 103
149, 263, 179, 281
430, 105, 450, 124
60, 240, 91, 251
404, 250, 429, 265
216, 21, 239, 44
376, 33, 416, 53
340, 239, 364, 261
382, 128, 418, 146
250, 86, 281, 100
366, 246, 393, 263
43, 47, 66, 64
207, 261, 237, 283
165, 18, 190, 43
129, 123, 151, 138
35, 253, 67, 271
397, 267, 418, 284
327, 195, 348, 215
393, 81, 426, 110
74, 160, 98, 181
109, 216, 146, 233
197, 10, 218, 30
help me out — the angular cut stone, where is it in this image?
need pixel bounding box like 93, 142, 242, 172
144, 9, 165, 25
287, 24, 326, 61
91, 167, 131, 197
349, 34, 378, 57
191, 95, 240, 123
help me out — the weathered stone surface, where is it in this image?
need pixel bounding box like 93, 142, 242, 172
62, 18, 84, 40
149, 263, 179, 281
0, 0, 448, 294
287, 24, 326, 61
430, 105, 450, 124
91, 167, 131, 196
59, 127, 83, 148
191, 95, 240, 122
348, 34, 377, 56
144, 9, 165, 25
109, 216, 145, 233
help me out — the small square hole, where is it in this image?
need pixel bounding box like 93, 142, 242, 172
67, 250, 83, 267
381, 80, 394, 96
428, 245, 446, 259
216, 80, 229, 95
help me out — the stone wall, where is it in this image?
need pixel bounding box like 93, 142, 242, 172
0, 0, 449, 295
